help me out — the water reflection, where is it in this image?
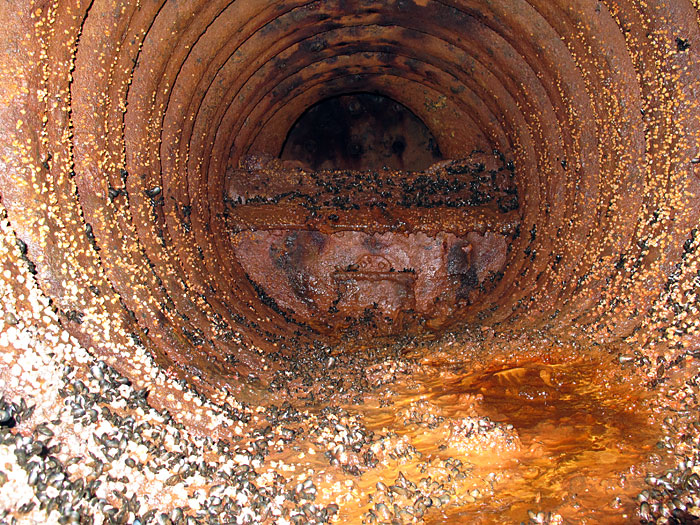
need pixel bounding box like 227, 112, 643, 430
351, 356, 662, 524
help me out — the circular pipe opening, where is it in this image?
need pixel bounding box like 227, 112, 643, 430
0, 0, 699, 523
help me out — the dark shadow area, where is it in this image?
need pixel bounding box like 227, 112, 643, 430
280, 92, 442, 171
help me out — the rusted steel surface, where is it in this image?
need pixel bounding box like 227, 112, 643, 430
233, 229, 507, 335
0, 1, 699, 521
225, 150, 515, 337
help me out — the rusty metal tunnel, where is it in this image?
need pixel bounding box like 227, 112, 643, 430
0, 0, 699, 523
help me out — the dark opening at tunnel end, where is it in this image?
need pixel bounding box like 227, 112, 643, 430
279, 92, 443, 171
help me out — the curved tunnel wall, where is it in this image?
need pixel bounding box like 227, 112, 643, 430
0, 0, 699, 396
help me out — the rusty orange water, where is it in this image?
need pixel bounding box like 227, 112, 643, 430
258, 335, 667, 524
279, 338, 666, 524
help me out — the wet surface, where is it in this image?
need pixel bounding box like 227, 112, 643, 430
257, 333, 668, 524
360, 359, 661, 523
